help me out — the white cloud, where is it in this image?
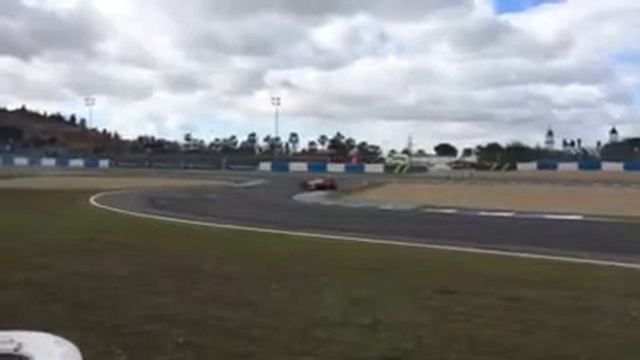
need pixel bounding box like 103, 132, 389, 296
0, 0, 639, 150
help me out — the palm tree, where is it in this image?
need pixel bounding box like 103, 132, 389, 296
288, 132, 300, 154
318, 135, 328, 150
262, 135, 275, 152
240, 132, 258, 154
247, 132, 258, 147
274, 136, 283, 148
345, 137, 357, 154
209, 138, 223, 152
226, 135, 238, 149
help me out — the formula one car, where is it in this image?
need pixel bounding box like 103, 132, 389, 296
302, 177, 338, 191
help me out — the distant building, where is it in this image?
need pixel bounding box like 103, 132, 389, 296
545, 128, 555, 150
609, 127, 619, 143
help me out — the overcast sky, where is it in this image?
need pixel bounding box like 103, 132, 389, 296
1, 0, 639, 150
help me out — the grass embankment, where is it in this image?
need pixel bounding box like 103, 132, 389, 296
2, 190, 640, 359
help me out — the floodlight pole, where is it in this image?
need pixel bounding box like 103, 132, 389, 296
271, 96, 281, 139
84, 96, 96, 129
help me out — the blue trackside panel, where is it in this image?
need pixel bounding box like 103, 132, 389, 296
56, 158, 69, 167
624, 161, 640, 171
84, 158, 99, 168
345, 163, 365, 174
537, 161, 558, 171
271, 161, 290, 172
29, 158, 39, 166
579, 160, 602, 171
2, 155, 14, 166
308, 162, 328, 173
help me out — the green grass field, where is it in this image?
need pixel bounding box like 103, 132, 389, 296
2, 190, 640, 359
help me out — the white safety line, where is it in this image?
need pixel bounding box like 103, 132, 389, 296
543, 214, 585, 221
422, 208, 459, 214
233, 179, 267, 188
89, 190, 640, 271
377, 204, 419, 211
478, 211, 517, 218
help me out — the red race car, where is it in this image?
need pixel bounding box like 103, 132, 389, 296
302, 177, 338, 191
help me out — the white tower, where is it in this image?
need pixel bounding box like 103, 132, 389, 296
545, 128, 555, 150
609, 127, 619, 143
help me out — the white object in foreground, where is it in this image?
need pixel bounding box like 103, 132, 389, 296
0, 331, 82, 360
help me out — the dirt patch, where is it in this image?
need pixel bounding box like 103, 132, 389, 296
0, 176, 228, 190
411, 171, 640, 185
352, 182, 640, 217
478, 171, 640, 184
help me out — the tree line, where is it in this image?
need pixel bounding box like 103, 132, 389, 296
144, 131, 385, 162
3, 106, 639, 162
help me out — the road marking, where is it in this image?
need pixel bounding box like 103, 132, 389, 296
543, 214, 585, 221
478, 211, 516, 218
422, 208, 459, 214
89, 190, 640, 271
233, 179, 268, 188
378, 204, 419, 211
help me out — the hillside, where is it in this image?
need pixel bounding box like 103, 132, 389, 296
0, 106, 124, 156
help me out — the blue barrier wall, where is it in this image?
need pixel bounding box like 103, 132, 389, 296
578, 160, 602, 171
308, 162, 328, 173
624, 161, 640, 171
345, 164, 365, 174
271, 161, 290, 172
56, 158, 69, 167
537, 161, 558, 171
84, 158, 99, 168
1, 155, 13, 166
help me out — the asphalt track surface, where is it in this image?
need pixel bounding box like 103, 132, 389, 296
95, 173, 640, 265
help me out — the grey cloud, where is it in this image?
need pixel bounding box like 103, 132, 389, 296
163, 71, 212, 93
188, 13, 307, 58
452, 19, 572, 60
222, 69, 267, 94
189, 0, 473, 20
288, 17, 402, 69
0, 1, 23, 16
60, 65, 155, 100
0, 1, 107, 60
0, 66, 67, 101
457, 59, 612, 88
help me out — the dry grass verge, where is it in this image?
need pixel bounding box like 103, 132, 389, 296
353, 182, 640, 217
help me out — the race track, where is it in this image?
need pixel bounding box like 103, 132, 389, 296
94, 173, 640, 265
